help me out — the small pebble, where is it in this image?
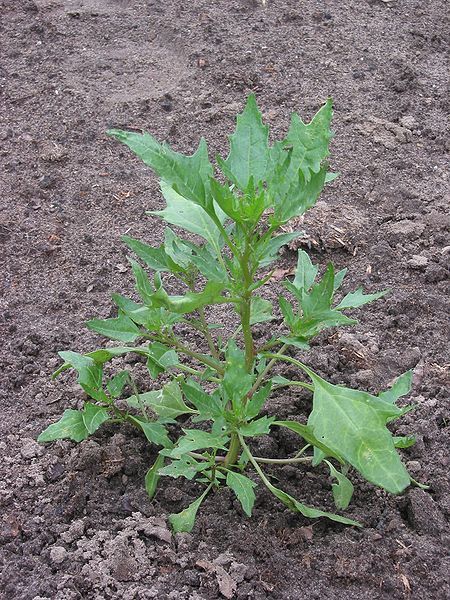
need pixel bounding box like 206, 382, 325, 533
50, 546, 67, 564
406, 460, 422, 476
407, 255, 428, 270
399, 115, 418, 130
21, 439, 43, 459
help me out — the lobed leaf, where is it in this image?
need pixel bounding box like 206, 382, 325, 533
250, 297, 274, 325
108, 130, 213, 212
107, 370, 130, 398
167, 429, 229, 459
150, 183, 225, 257
293, 250, 318, 292
218, 94, 269, 191
159, 455, 208, 480
127, 416, 173, 448
57, 351, 108, 402
336, 288, 387, 310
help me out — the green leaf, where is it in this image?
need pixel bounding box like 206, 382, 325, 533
107, 370, 130, 398
168, 281, 228, 314
108, 129, 214, 212
226, 471, 257, 517
181, 380, 225, 421
246, 382, 272, 420
324, 460, 354, 510
38, 409, 89, 443
133, 381, 194, 420
272, 166, 328, 224
129, 258, 155, 306
333, 268, 348, 292
150, 183, 225, 256
393, 435, 416, 449
164, 228, 192, 270
250, 297, 274, 325
167, 429, 229, 459
307, 373, 411, 494
379, 370, 413, 404
239, 416, 275, 437
57, 351, 108, 402
82, 402, 110, 435
128, 416, 173, 448
256, 232, 301, 268
278, 336, 310, 350
189, 244, 229, 283
293, 250, 318, 292
168, 486, 211, 533
145, 342, 179, 379
86, 314, 141, 343
282, 98, 333, 182
282, 263, 356, 340
218, 94, 269, 191
113, 295, 182, 330
336, 288, 387, 310
325, 171, 339, 183
122, 235, 172, 272
267, 483, 360, 527
159, 455, 208, 480
222, 341, 254, 410
145, 454, 165, 499
273, 421, 343, 462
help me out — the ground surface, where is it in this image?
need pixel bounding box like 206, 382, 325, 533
1, 1, 449, 599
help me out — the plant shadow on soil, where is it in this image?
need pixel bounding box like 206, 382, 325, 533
1, 1, 449, 599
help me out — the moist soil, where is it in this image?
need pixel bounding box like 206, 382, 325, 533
1, 1, 449, 599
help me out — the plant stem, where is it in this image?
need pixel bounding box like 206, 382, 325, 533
272, 380, 314, 392
223, 433, 241, 467
248, 343, 288, 397
237, 433, 272, 487
169, 337, 225, 375
198, 306, 220, 361
188, 451, 226, 462
175, 363, 221, 383
262, 352, 313, 379
253, 456, 312, 465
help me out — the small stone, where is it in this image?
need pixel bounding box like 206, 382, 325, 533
61, 519, 85, 544
50, 546, 67, 564
406, 460, 422, 476
38, 175, 55, 189
21, 438, 43, 459
407, 255, 429, 270
399, 115, 418, 130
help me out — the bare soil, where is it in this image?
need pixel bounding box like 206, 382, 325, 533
1, 1, 449, 599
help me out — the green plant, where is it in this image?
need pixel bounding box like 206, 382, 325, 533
39, 96, 417, 531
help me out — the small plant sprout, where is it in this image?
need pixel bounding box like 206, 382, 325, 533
39, 96, 418, 532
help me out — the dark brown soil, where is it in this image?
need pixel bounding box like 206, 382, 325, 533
1, 1, 449, 599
